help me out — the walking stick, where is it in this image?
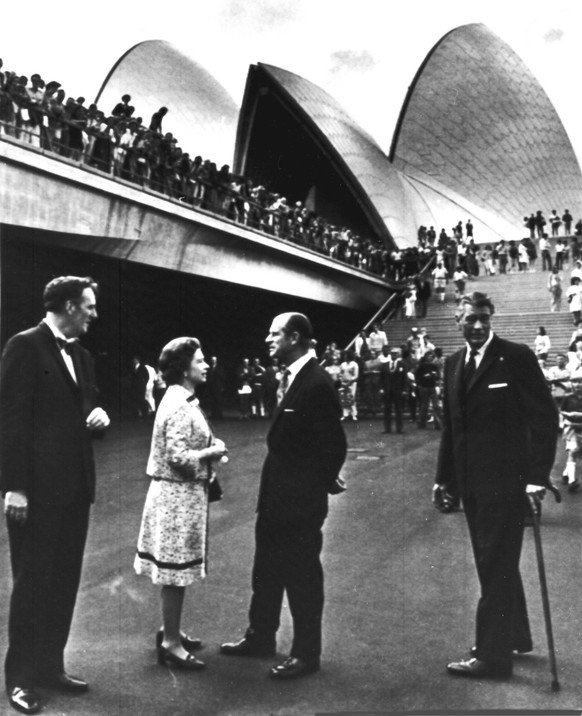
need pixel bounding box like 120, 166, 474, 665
527, 485, 561, 692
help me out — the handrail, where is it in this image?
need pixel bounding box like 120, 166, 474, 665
0, 110, 390, 280
342, 253, 437, 354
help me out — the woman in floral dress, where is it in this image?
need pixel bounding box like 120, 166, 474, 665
134, 337, 228, 669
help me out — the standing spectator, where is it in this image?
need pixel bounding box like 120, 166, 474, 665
205, 356, 226, 421
367, 322, 388, 354
547, 353, 571, 430
507, 241, 519, 273
404, 284, 417, 319
554, 239, 565, 270
517, 241, 529, 272
236, 358, 253, 419
324, 354, 341, 388
415, 351, 443, 430
414, 275, 432, 318
360, 349, 382, 417
220, 312, 347, 679
547, 267, 563, 312
129, 355, 151, 419
525, 214, 536, 239
134, 337, 227, 670
380, 347, 407, 434
562, 210, 573, 236
434, 291, 557, 680
539, 235, 552, 271
534, 210, 546, 239
496, 240, 509, 274
262, 358, 280, 418
559, 369, 582, 492
0, 276, 110, 715
338, 349, 359, 421
250, 357, 266, 419
432, 261, 448, 303
149, 106, 168, 133
533, 326, 551, 361
452, 265, 468, 303
465, 219, 474, 240
526, 239, 537, 271
567, 277, 582, 324
549, 210, 561, 237
353, 330, 368, 358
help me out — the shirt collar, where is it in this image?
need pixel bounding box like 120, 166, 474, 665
43, 316, 71, 343
285, 352, 312, 383
465, 331, 494, 361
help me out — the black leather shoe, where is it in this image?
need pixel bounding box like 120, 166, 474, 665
470, 643, 532, 658
447, 657, 512, 679
269, 656, 320, 679
39, 672, 89, 693
220, 636, 276, 657
156, 629, 203, 652
157, 645, 205, 670
7, 687, 40, 714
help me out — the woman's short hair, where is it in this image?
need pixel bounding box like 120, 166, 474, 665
43, 276, 98, 312
158, 337, 201, 385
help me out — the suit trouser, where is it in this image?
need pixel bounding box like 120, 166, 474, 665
248, 513, 324, 662
463, 494, 531, 667
5, 501, 90, 688
383, 392, 403, 432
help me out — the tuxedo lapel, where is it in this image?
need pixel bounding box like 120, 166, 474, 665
39, 323, 82, 396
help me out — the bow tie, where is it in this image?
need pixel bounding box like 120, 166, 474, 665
56, 337, 74, 354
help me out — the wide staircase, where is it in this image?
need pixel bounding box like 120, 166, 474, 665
382, 268, 574, 359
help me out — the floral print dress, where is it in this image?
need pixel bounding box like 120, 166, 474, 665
134, 384, 213, 586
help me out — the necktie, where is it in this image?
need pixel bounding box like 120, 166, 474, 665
56, 337, 73, 355
464, 348, 478, 387
277, 369, 291, 405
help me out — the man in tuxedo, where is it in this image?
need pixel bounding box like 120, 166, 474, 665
434, 291, 557, 679
1, 276, 110, 714
221, 312, 347, 679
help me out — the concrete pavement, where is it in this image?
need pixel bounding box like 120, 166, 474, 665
0, 416, 581, 716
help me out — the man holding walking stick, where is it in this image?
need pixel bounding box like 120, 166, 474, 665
433, 292, 558, 679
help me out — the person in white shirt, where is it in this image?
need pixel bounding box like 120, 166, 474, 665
566, 277, 582, 324
533, 326, 551, 361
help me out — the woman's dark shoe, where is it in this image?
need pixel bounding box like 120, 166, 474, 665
157, 645, 206, 670
156, 629, 202, 652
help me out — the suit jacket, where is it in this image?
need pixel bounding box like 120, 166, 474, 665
257, 357, 347, 525
436, 334, 557, 500
0, 322, 100, 505
380, 358, 408, 394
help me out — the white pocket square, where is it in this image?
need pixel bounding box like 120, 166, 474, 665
488, 383, 508, 389
283, 408, 295, 412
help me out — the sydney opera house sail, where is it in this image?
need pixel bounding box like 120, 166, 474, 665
390, 23, 582, 233
234, 63, 417, 249
96, 40, 239, 166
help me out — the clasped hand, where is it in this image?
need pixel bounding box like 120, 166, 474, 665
86, 407, 110, 431
4, 491, 28, 524
207, 438, 228, 461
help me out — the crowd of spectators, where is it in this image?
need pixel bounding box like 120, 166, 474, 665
0, 57, 405, 279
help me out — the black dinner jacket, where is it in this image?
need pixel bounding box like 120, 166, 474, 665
436, 334, 557, 500
0, 322, 100, 505
257, 357, 347, 525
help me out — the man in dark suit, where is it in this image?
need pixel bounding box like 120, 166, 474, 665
380, 346, 408, 434
220, 312, 347, 679
1, 276, 110, 714
434, 291, 558, 679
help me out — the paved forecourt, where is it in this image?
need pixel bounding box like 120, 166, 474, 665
0, 416, 580, 716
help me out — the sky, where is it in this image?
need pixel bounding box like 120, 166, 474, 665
2, 0, 582, 163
